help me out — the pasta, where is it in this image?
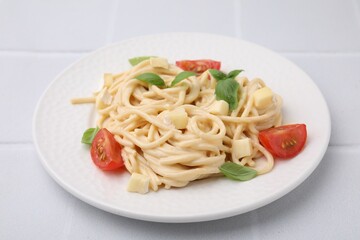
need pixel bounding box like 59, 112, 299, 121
72, 57, 283, 192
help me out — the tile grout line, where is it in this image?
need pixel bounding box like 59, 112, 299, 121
1, 49, 360, 57
250, 210, 261, 240
60, 198, 77, 240
353, 0, 360, 29
0, 49, 89, 56
105, 0, 121, 44
234, 0, 243, 38
0, 142, 34, 151
0, 142, 33, 145
279, 51, 360, 56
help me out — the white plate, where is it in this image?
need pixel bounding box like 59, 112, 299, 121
33, 33, 331, 223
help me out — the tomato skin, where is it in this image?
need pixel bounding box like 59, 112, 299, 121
90, 128, 124, 170
259, 124, 307, 159
175, 59, 221, 74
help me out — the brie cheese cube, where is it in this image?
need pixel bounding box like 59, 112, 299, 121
127, 173, 150, 194
96, 88, 113, 109
208, 100, 229, 115
253, 87, 273, 109
233, 138, 253, 159
168, 107, 188, 129
150, 57, 169, 69
103, 73, 113, 87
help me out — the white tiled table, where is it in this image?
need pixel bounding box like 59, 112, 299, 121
1, 1, 360, 239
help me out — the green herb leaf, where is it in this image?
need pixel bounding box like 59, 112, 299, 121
215, 78, 240, 110
128, 56, 154, 66
209, 69, 227, 81
136, 73, 165, 87
170, 71, 196, 87
227, 69, 243, 79
81, 127, 100, 145
219, 162, 257, 181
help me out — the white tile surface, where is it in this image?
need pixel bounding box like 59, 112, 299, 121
0, 145, 76, 240
239, 0, 360, 52
0, 53, 82, 142
112, 0, 236, 41
1, 146, 359, 239
248, 146, 360, 239
0, 0, 116, 51
284, 53, 360, 145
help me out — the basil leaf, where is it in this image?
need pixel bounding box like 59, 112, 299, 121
215, 78, 240, 110
81, 127, 99, 145
227, 69, 243, 79
170, 71, 196, 87
128, 56, 154, 66
209, 69, 227, 81
136, 73, 165, 87
219, 162, 257, 181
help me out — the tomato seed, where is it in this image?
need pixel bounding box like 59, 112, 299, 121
282, 139, 297, 149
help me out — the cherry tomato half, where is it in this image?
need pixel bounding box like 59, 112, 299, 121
90, 128, 124, 170
259, 124, 307, 159
175, 59, 221, 74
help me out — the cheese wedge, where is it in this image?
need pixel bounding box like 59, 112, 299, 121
208, 100, 229, 115
96, 88, 113, 109
127, 173, 150, 194
103, 73, 113, 87
150, 57, 169, 69
253, 87, 273, 109
168, 107, 188, 129
233, 138, 253, 159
